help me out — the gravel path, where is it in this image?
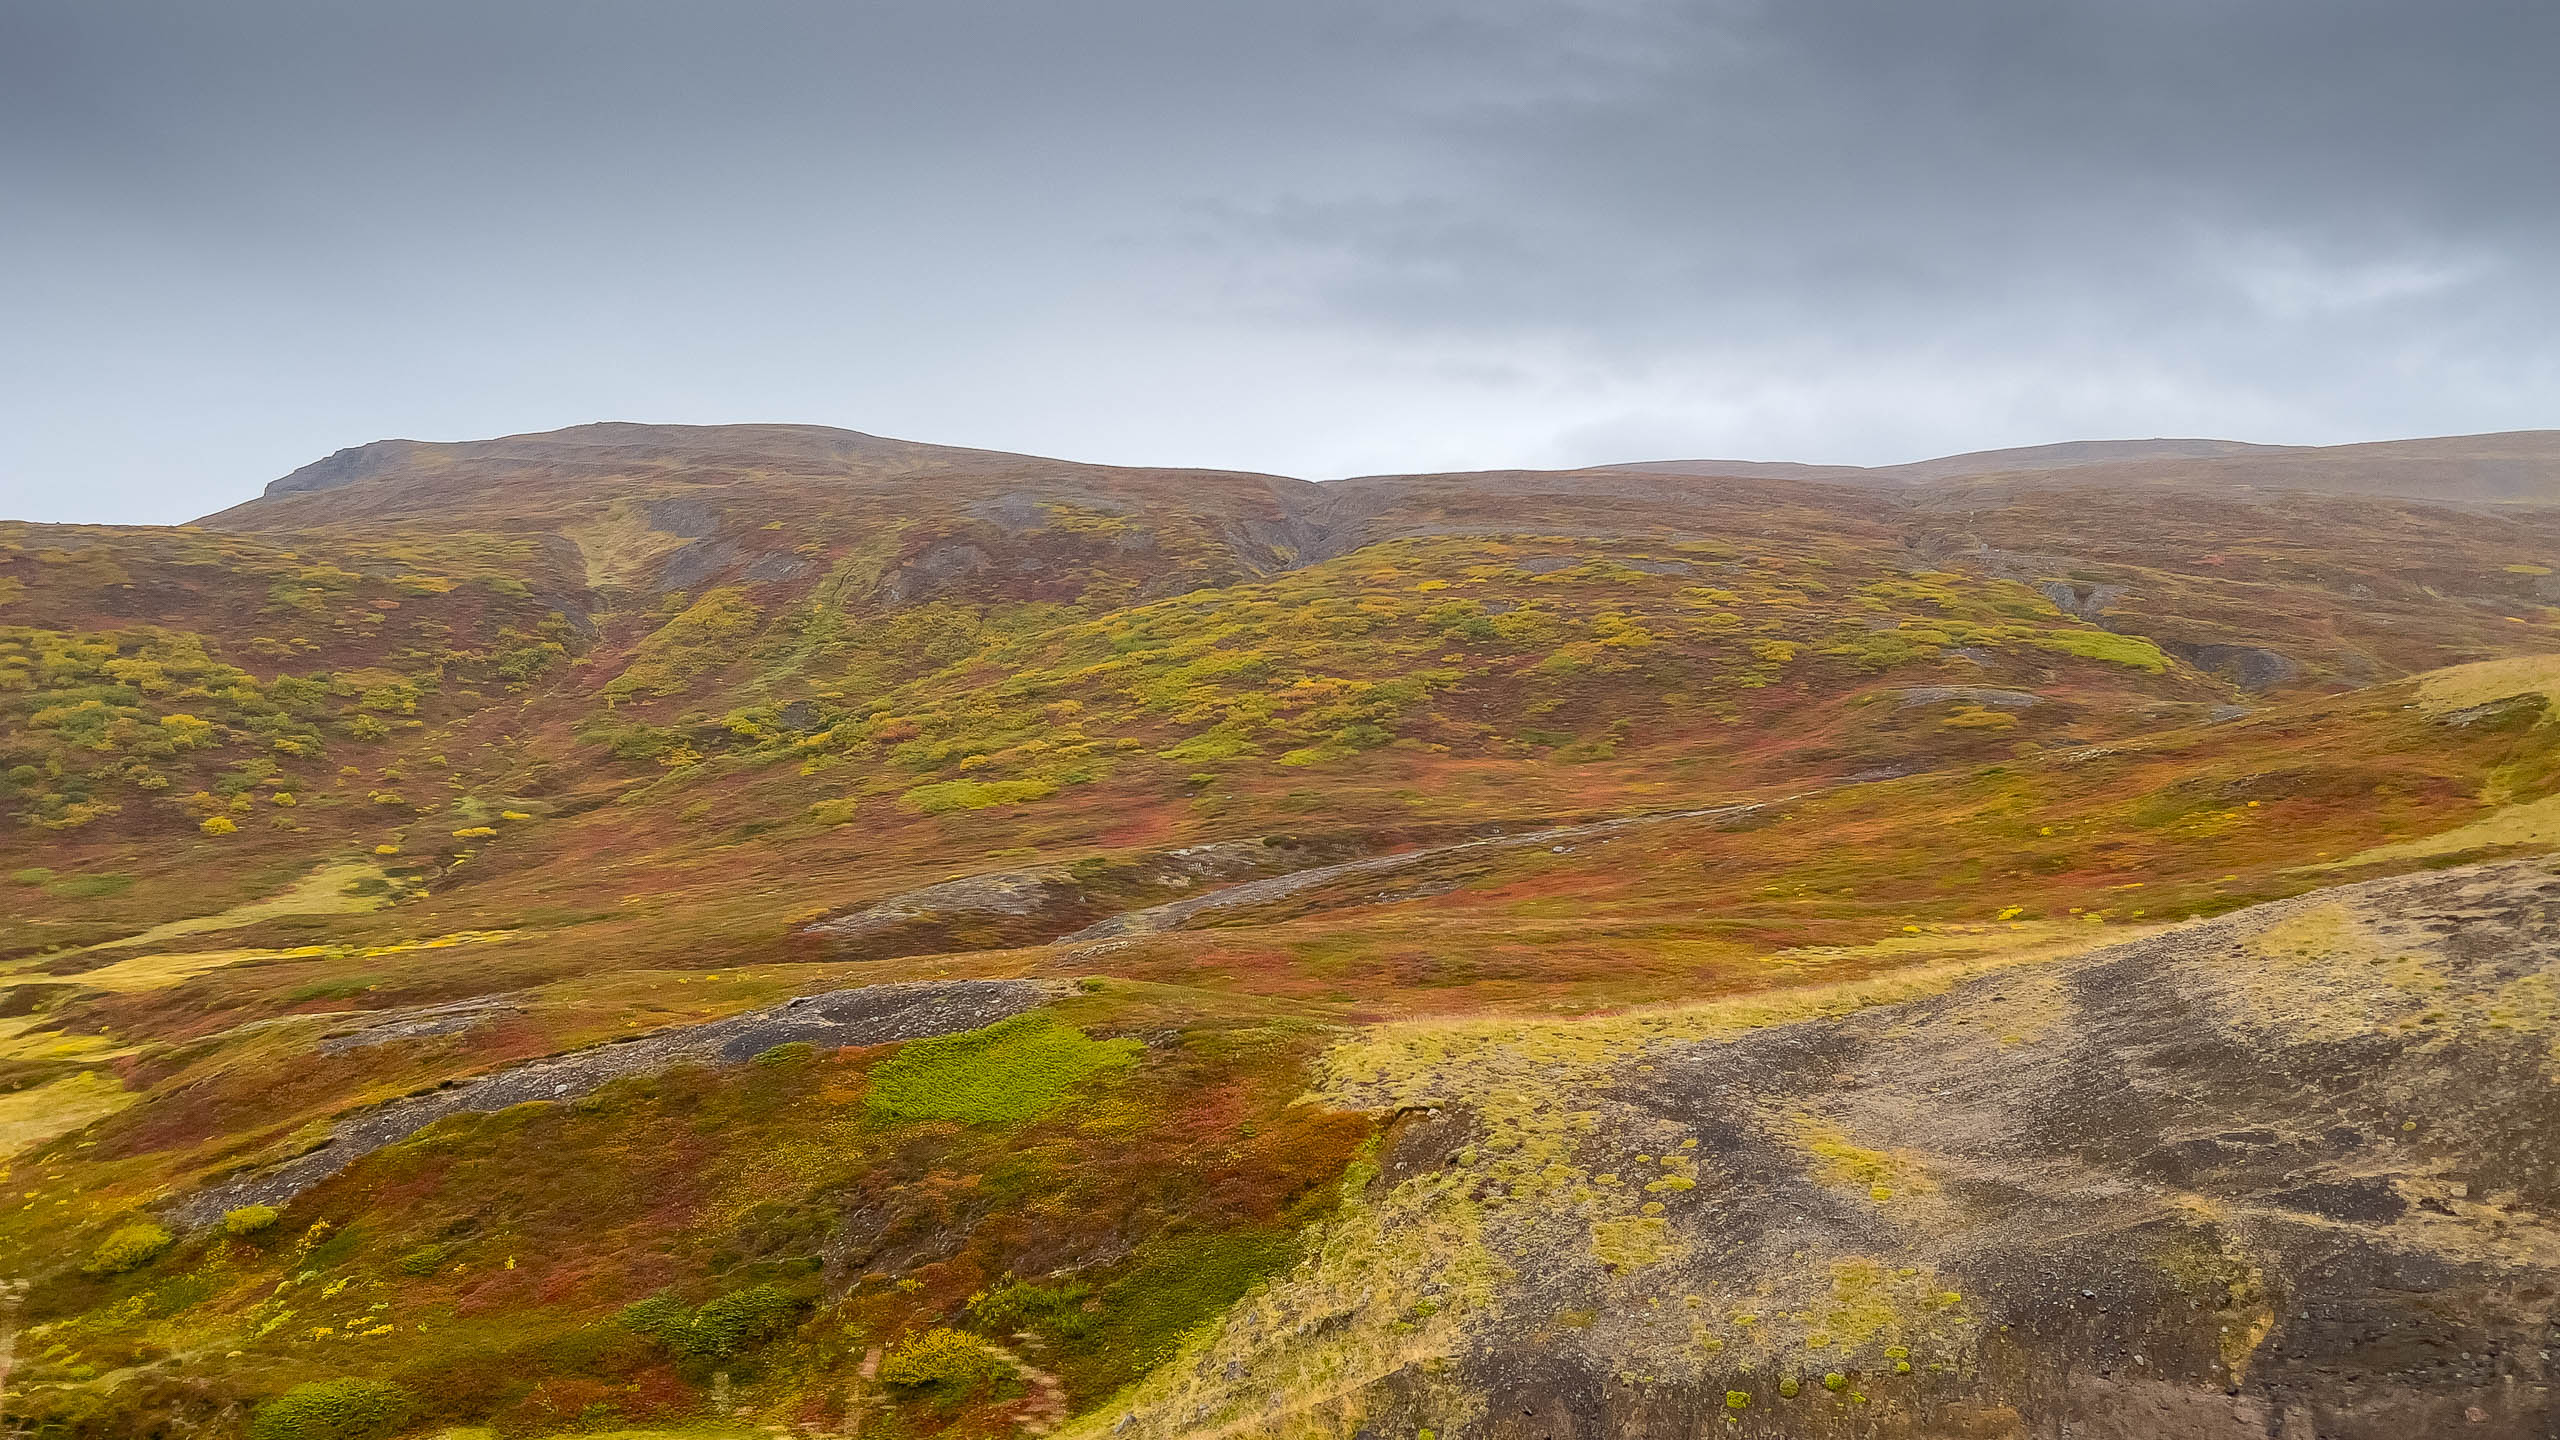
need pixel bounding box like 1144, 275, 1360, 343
168, 978, 1051, 1226
1063, 803, 1762, 941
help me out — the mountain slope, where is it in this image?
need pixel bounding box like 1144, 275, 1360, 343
7, 426, 2560, 1439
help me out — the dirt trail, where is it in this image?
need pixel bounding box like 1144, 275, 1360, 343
168, 978, 1052, 1226
1062, 802, 1764, 941
1006, 1348, 1071, 1436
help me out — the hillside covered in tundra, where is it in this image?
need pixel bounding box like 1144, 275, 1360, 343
6, 424, 2560, 1439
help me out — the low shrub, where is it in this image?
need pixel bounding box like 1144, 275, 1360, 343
222, 1205, 281, 1237
82, 1221, 173, 1275
620, 1282, 802, 1361
691, 1283, 801, 1354
877, 1327, 1006, 1389
966, 1276, 1095, 1339
247, 1379, 415, 1440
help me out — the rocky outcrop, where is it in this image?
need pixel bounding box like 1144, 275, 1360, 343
2164, 640, 2303, 692
168, 979, 1054, 1227
1097, 857, 2560, 1440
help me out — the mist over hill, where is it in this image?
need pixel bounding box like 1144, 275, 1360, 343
6, 424, 2560, 1439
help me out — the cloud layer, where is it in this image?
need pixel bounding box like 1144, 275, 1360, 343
6, 0, 2555, 521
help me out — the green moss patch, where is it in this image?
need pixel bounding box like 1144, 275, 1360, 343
2022, 628, 2169, 671
867, 1011, 1139, 1126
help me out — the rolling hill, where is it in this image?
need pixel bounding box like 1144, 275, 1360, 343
1617, 429, 2560, 504
5, 424, 2560, 1439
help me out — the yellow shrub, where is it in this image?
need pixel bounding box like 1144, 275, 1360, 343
223, 1204, 281, 1237
878, 1327, 1005, 1388
160, 712, 219, 748
200, 815, 238, 836
83, 1221, 173, 1274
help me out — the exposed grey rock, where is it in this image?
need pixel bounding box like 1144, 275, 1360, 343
2163, 640, 2303, 691
167, 978, 1054, 1227
315, 996, 520, 1055
2037, 579, 2128, 619
805, 870, 1077, 942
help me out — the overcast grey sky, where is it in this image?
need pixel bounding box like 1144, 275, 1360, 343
6, 1, 2556, 523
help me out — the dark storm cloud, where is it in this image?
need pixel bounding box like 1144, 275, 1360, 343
4, 1, 2554, 521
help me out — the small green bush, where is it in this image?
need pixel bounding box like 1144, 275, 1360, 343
619, 1294, 690, 1342
222, 1205, 281, 1237
7, 867, 51, 886
967, 1276, 1096, 1339
691, 1283, 800, 1354
806, 796, 861, 825
82, 1221, 173, 1275
877, 1327, 1006, 1389
247, 1378, 415, 1440
621, 1283, 801, 1361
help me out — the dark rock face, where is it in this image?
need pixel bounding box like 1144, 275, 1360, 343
2163, 640, 2303, 691
2036, 579, 2127, 620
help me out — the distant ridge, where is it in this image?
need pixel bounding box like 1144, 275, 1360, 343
258, 422, 1052, 500
1607, 430, 2560, 504
1607, 437, 2278, 485
210, 421, 1313, 532
219, 422, 2560, 530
